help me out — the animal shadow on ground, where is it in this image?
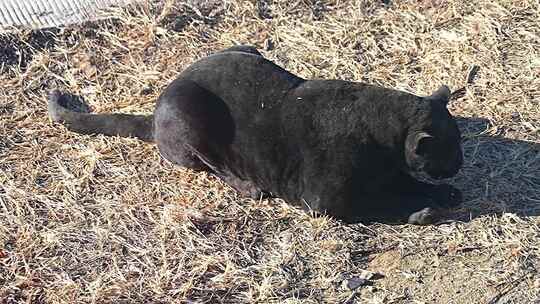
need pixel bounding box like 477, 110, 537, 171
443, 116, 539, 223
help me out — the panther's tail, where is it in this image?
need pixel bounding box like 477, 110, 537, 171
47, 90, 154, 142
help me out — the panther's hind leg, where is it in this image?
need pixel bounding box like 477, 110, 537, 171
153, 79, 269, 199
153, 79, 235, 173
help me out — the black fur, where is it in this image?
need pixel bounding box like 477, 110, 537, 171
48, 45, 464, 224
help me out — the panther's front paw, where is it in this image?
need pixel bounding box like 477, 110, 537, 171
432, 184, 462, 208
408, 207, 438, 225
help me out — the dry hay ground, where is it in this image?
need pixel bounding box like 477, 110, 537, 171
0, 0, 539, 303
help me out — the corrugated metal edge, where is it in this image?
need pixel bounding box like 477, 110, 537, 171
0, 0, 135, 30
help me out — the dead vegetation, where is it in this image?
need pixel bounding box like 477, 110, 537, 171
0, 0, 539, 303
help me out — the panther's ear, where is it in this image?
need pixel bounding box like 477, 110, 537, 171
427, 85, 451, 106
413, 132, 434, 156
406, 131, 434, 157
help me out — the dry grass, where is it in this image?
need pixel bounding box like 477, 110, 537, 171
1, 0, 539, 303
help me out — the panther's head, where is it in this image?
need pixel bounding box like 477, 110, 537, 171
405, 85, 463, 179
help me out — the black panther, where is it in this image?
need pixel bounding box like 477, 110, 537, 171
48, 45, 463, 225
